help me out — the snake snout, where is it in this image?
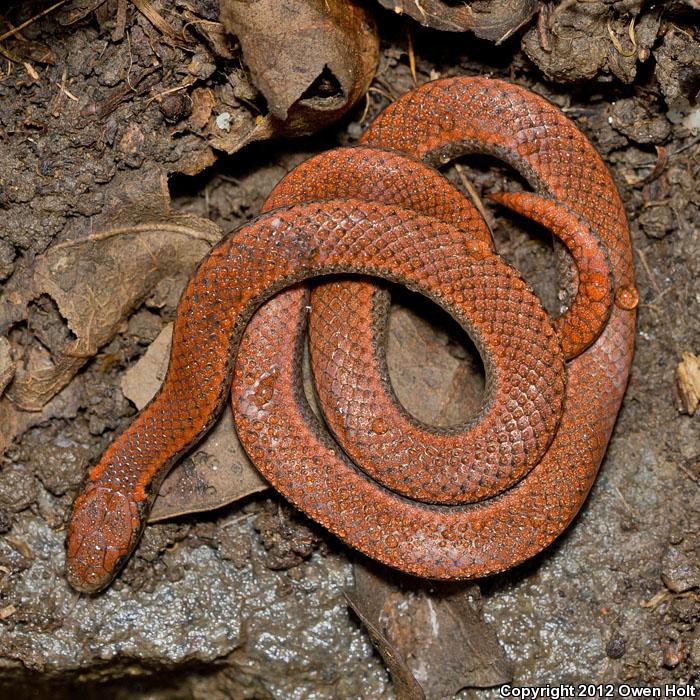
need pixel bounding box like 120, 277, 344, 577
65, 484, 140, 593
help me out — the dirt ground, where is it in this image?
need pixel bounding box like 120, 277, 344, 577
0, 1, 698, 699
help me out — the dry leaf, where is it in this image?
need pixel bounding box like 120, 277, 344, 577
214, 0, 379, 153
123, 295, 484, 520
2, 167, 221, 412
379, 0, 474, 32
11, 40, 57, 65
172, 0, 379, 163
387, 301, 484, 426
351, 563, 512, 698
190, 19, 238, 59
0, 376, 83, 456
676, 352, 700, 416
378, 0, 537, 42
58, 0, 109, 26
121, 325, 268, 522
189, 86, 217, 130
131, 0, 195, 49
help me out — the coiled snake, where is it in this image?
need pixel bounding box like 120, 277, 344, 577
66, 77, 638, 593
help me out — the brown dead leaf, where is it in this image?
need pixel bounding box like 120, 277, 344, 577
387, 301, 484, 427
378, 0, 537, 41
9, 39, 57, 65
188, 19, 238, 59
676, 352, 700, 416
208, 113, 277, 159
172, 138, 218, 177
130, 0, 195, 49
124, 289, 484, 521
121, 325, 268, 522
468, 0, 538, 42
379, 0, 473, 32
351, 563, 512, 698
0, 375, 83, 457
2, 167, 221, 412
214, 0, 379, 153
189, 86, 217, 130
58, 0, 108, 26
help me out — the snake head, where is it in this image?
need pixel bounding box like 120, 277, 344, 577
65, 484, 143, 593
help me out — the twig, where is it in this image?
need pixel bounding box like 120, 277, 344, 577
641, 145, 668, 184
669, 135, 700, 158
113, 0, 127, 42
51, 223, 221, 252
23, 61, 39, 80
145, 81, 193, 108
50, 66, 67, 116
81, 63, 161, 118
636, 247, 662, 298
0, 0, 68, 43
454, 163, 496, 248
607, 16, 637, 58
126, 30, 137, 91
641, 589, 699, 610
55, 67, 78, 101
537, 3, 551, 52
676, 460, 699, 484
130, 0, 192, 46
359, 91, 371, 124
373, 76, 398, 101
406, 27, 417, 86
368, 86, 394, 104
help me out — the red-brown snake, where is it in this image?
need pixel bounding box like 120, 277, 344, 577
66, 77, 638, 593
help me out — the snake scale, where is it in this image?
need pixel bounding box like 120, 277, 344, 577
66, 77, 637, 593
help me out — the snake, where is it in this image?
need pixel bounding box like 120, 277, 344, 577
65, 77, 638, 593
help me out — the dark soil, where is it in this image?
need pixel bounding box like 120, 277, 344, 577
0, 1, 698, 698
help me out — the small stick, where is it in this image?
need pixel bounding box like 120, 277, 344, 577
0, 0, 68, 43
406, 27, 417, 86
607, 16, 637, 58
636, 247, 662, 298
454, 163, 496, 248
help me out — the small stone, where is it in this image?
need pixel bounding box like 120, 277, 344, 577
661, 545, 700, 593
605, 634, 626, 659
158, 92, 193, 124
662, 639, 684, 669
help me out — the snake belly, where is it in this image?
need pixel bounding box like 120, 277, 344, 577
65, 77, 636, 592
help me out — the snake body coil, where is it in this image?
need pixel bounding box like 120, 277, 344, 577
66, 77, 637, 593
